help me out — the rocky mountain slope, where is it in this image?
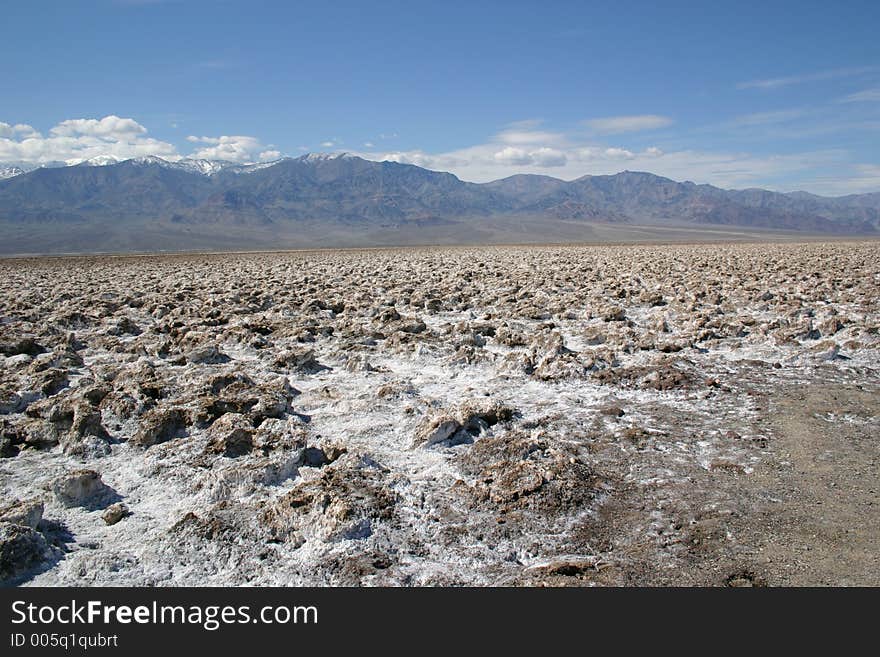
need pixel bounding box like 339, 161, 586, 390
0, 154, 877, 253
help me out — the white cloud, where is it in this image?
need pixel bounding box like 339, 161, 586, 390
371, 136, 661, 182
188, 134, 279, 163
381, 150, 441, 168
363, 141, 375, 148
320, 140, 336, 148
840, 88, 880, 103
584, 115, 673, 135
530, 147, 567, 167
50, 115, 148, 139
737, 66, 878, 90
0, 115, 177, 165
352, 121, 872, 195
493, 147, 532, 166
0, 123, 40, 139
1, 115, 283, 166
602, 147, 635, 159
492, 145, 569, 167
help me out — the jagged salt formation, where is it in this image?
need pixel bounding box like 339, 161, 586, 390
0, 241, 878, 585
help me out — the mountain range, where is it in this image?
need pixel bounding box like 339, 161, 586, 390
1, 153, 877, 254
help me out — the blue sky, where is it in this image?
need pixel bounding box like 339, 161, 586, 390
1, 0, 879, 194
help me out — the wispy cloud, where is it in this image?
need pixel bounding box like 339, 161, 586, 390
737, 66, 877, 90
792, 164, 880, 196
496, 128, 566, 146
727, 108, 807, 127
713, 103, 880, 141
583, 115, 673, 135
503, 118, 545, 131
839, 88, 880, 103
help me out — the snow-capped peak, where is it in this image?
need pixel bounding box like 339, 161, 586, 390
0, 153, 312, 181
174, 158, 237, 176
75, 155, 122, 167
0, 165, 26, 180
0, 162, 66, 180
127, 156, 278, 176
225, 159, 289, 174
131, 155, 172, 167
299, 152, 356, 162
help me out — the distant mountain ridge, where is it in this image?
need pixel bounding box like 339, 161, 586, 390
0, 153, 877, 253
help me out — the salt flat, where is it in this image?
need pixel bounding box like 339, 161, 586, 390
1, 241, 878, 586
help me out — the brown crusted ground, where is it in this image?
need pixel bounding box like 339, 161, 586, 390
0, 241, 878, 586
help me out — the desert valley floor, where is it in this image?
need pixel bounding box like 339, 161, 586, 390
1, 241, 878, 586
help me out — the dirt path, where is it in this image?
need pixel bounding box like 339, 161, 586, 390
741, 383, 879, 585
567, 381, 880, 587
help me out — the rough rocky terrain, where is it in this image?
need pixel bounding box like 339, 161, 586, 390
1, 241, 878, 586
